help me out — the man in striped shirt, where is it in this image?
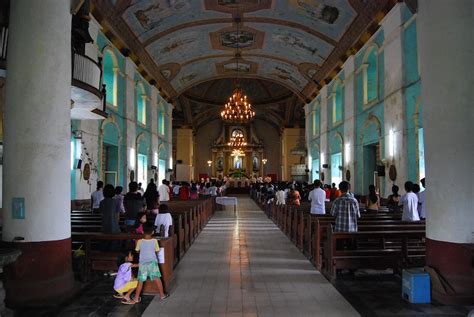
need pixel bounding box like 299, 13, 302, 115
330, 181, 360, 232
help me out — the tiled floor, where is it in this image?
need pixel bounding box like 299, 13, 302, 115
143, 197, 358, 317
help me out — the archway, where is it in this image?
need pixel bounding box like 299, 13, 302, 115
136, 133, 150, 186
360, 114, 383, 194
101, 121, 120, 186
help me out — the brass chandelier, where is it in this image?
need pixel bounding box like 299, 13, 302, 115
220, 15, 255, 124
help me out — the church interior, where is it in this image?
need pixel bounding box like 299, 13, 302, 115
0, 0, 472, 316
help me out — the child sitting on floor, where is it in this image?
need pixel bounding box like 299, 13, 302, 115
113, 251, 138, 303
125, 223, 169, 304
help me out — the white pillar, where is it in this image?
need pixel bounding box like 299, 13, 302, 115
319, 86, 329, 183
2, 0, 74, 306
382, 3, 408, 195
343, 56, 356, 188
418, 0, 474, 304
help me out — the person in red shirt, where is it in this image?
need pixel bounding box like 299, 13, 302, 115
324, 184, 331, 201
179, 182, 190, 200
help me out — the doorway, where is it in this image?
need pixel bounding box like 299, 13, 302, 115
363, 143, 378, 194
103, 143, 118, 187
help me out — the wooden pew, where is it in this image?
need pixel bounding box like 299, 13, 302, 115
322, 227, 425, 282
72, 232, 174, 294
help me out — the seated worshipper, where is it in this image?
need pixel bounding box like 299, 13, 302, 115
124, 182, 145, 228
144, 183, 159, 214
100, 184, 121, 234
154, 204, 173, 238
400, 181, 420, 221
308, 180, 326, 215
419, 178, 426, 220
91, 181, 104, 213
113, 186, 125, 214
366, 185, 380, 212
158, 179, 170, 202
275, 185, 286, 205
387, 185, 401, 213
330, 181, 360, 233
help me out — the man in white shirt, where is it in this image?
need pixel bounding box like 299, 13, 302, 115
91, 181, 104, 213
308, 180, 326, 214
158, 179, 170, 202
419, 178, 426, 219
400, 181, 420, 221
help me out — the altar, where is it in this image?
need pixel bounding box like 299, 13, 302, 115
210, 124, 265, 179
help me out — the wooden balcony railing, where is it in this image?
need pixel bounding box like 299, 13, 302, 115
72, 51, 102, 98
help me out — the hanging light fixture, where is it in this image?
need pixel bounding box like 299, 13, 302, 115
220, 14, 255, 123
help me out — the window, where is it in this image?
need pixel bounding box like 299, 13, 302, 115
363, 47, 378, 104
137, 153, 148, 185
159, 111, 165, 135
331, 152, 343, 185
312, 158, 320, 183
332, 83, 343, 124
418, 127, 425, 181
136, 83, 146, 125
102, 50, 118, 106
159, 159, 166, 182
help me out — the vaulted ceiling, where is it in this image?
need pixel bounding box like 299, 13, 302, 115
92, 0, 399, 104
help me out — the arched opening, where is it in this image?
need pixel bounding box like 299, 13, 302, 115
102, 122, 120, 186
102, 48, 118, 106
158, 104, 166, 135
360, 115, 382, 194
158, 145, 167, 182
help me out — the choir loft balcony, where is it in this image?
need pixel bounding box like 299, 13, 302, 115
71, 51, 107, 120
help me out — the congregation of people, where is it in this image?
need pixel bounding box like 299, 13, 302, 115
251, 177, 427, 233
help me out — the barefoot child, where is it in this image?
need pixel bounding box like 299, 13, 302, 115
125, 223, 169, 304
113, 251, 138, 302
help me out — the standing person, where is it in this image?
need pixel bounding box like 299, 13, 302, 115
127, 223, 169, 305
91, 181, 104, 213
275, 185, 286, 205
209, 182, 218, 197
324, 184, 331, 202
308, 180, 326, 215
288, 186, 301, 207
158, 179, 170, 203
189, 182, 198, 200
144, 182, 159, 214
100, 184, 121, 234
123, 182, 145, 228
419, 178, 426, 220
172, 182, 181, 198
179, 182, 190, 200
331, 181, 360, 232
154, 204, 173, 238
413, 183, 422, 218
400, 181, 420, 222
138, 183, 144, 196
135, 212, 147, 235
387, 185, 401, 213
366, 185, 380, 212
330, 183, 341, 201
113, 186, 125, 214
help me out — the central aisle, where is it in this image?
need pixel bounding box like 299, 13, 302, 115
144, 197, 358, 317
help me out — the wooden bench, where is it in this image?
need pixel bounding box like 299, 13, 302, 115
72, 232, 174, 294
322, 227, 425, 281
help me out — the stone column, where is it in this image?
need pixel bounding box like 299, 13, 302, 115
418, 0, 474, 304
343, 56, 356, 188
2, 0, 75, 307
319, 86, 329, 184
176, 128, 194, 181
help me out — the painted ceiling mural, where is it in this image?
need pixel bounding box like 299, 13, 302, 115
92, 0, 395, 126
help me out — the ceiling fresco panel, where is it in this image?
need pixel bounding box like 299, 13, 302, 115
121, 0, 227, 42
146, 24, 230, 65
245, 23, 334, 66
245, 0, 357, 41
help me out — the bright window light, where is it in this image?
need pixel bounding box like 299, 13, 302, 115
169, 156, 173, 169
70, 140, 74, 170
389, 129, 395, 157
345, 143, 350, 164
153, 151, 158, 167
130, 148, 136, 169
320, 152, 325, 165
